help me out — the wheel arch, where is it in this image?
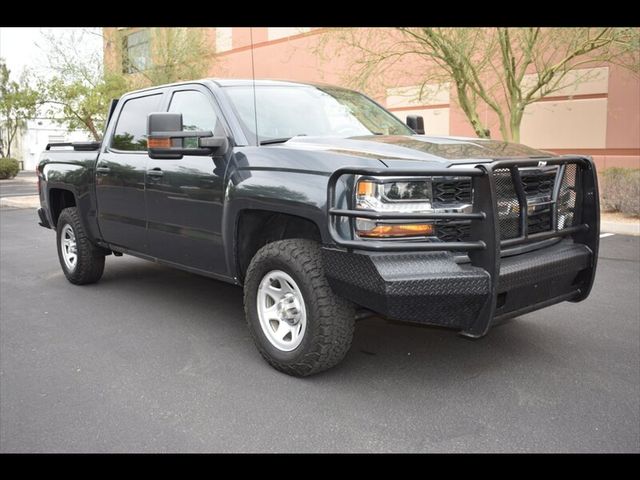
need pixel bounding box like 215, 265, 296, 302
48, 188, 78, 227
234, 209, 323, 284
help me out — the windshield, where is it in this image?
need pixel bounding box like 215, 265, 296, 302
223, 84, 414, 144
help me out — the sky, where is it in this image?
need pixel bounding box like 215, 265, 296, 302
0, 27, 103, 80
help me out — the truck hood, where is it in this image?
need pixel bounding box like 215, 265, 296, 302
274, 135, 553, 164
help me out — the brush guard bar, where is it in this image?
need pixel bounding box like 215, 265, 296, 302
326, 156, 600, 337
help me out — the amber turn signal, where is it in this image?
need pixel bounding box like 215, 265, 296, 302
357, 179, 375, 196
148, 137, 172, 148
357, 223, 434, 238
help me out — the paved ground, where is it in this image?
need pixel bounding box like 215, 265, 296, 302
0, 207, 638, 452
0, 172, 37, 198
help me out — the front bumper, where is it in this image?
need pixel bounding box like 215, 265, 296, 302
323, 239, 593, 332
324, 156, 599, 337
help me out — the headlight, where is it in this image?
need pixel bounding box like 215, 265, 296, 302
355, 177, 435, 238
356, 178, 432, 211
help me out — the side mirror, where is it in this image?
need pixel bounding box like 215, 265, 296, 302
147, 112, 229, 159
406, 115, 425, 135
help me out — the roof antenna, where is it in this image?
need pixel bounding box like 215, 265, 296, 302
249, 27, 259, 146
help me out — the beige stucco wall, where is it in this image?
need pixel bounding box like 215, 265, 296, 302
521, 98, 608, 149
385, 84, 450, 136
391, 108, 450, 136
103, 27, 640, 169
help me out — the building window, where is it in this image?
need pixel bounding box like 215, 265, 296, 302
215, 27, 233, 53
122, 30, 150, 74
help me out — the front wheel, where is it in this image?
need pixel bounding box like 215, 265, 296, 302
56, 207, 105, 285
243, 239, 355, 376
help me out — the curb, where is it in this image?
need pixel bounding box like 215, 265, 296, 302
601, 220, 640, 236
0, 195, 40, 209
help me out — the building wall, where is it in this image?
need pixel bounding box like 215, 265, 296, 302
104, 27, 640, 170
14, 119, 91, 171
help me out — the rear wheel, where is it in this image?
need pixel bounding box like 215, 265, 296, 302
244, 239, 355, 376
56, 207, 105, 285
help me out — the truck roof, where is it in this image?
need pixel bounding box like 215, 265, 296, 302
121, 78, 347, 97
209, 78, 315, 88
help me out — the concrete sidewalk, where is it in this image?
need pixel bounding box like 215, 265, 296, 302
601, 212, 640, 236
0, 195, 40, 209
0, 171, 38, 184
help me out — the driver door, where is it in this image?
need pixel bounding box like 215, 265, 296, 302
145, 87, 228, 274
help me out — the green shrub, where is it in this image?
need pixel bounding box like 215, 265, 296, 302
0, 158, 20, 180
600, 167, 640, 217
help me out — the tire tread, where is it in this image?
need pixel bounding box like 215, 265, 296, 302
57, 207, 105, 285
244, 239, 354, 376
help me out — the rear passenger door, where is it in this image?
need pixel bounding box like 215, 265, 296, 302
96, 92, 165, 253
145, 86, 228, 274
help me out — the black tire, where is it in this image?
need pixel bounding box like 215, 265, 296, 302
244, 239, 355, 376
56, 207, 105, 285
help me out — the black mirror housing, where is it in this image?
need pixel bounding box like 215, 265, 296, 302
406, 115, 425, 135
148, 112, 183, 136
147, 112, 230, 159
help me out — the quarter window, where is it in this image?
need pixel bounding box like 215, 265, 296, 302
111, 94, 162, 151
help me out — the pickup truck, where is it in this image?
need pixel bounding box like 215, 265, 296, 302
37, 79, 600, 376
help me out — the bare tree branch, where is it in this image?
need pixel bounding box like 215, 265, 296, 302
318, 27, 640, 142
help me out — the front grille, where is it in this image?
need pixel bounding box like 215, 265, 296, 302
422, 164, 580, 244
491, 165, 579, 241
520, 169, 556, 197
494, 169, 521, 240
432, 179, 472, 205
557, 164, 578, 229
527, 210, 552, 234
436, 222, 471, 242
522, 167, 557, 235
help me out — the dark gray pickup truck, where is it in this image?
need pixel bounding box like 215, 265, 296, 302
37, 79, 599, 376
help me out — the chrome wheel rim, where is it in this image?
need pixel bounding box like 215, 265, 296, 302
256, 270, 307, 352
60, 224, 78, 272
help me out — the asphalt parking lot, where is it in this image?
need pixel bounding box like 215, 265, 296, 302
0, 207, 638, 452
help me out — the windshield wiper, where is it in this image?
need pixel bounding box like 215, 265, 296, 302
259, 134, 307, 146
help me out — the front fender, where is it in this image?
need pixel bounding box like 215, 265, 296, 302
222, 168, 330, 282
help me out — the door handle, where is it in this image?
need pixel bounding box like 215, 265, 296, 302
147, 168, 164, 178
96, 166, 111, 174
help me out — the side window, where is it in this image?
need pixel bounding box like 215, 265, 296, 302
169, 90, 223, 147
111, 94, 162, 151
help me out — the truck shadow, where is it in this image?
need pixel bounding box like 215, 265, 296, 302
97, 255, 562, 385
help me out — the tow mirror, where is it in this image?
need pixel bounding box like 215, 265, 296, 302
406, 115, 425, 135
147, 112, 229, 159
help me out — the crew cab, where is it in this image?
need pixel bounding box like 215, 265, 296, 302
37, 79, 600, 376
